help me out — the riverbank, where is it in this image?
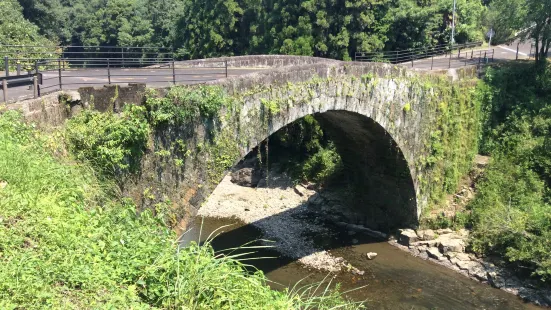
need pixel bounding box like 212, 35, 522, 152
198, 163, 550, 308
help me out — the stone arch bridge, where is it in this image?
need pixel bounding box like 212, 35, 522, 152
9, 55, 480, 231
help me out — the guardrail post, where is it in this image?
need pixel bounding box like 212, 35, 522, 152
471, 50, 473, 59
458, 48, 461, 58
225, 60, 228, 77
4, 56, 8, 77
516, 43, 519, 60
121, 48, 125, 68
431, 56, 434, 70
2, 79, 7, 103
107, 59, 111, 85
478, 51, 482, 67
33, 75, 38, 98
16, 63, 21, 76
58, 59, 62, 91
484, 51, 487, 63
492, 49, 494, 62
172, 60, 176, 85
449, 53, 452, 68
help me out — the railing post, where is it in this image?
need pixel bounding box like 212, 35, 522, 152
492, 49, 494, 62
172, 59, 176, 85
16, 63, 21, 76
471, 50, 473, 59
2, 79, 7, 103
4, 56, 8, 77
478, 51, 482, 67
484, 51, 487, 63
58, 59, 62, 91
33, 75, 38, 98
107, 59, 111, 85
516, 42, 519, 60
431, 56, 434, 70
225, 60, 228, 77
449, 53, 452, 68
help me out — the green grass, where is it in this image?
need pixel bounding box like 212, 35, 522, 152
0, 110, 361, 309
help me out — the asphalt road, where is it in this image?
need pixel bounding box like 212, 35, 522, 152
2, 67, 265, 103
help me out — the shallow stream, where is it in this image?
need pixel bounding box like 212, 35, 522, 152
181, 217, 543, 310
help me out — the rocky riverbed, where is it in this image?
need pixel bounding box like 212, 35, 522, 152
394, 228, 551, 307
198, 160, 550, 307
198, 167, 363, 273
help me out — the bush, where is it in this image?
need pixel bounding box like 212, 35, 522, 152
469, 63, 551, 281
65, 105, 150, 177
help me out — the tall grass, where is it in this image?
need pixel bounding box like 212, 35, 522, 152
0, 110, 362, 309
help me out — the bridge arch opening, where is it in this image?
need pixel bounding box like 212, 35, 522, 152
230, 109, 417, 232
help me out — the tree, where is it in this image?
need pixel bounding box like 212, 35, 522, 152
488, 0, 550, 66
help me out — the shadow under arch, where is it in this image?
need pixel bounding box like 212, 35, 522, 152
310, 110, 417, 231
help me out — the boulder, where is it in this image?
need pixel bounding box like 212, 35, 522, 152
398, 229, 418, 246
438, 238, 465, 254
456, 261, 487, 280
426, 247, 444, 260
416, 229, 436, 241
231, 168, 262, 187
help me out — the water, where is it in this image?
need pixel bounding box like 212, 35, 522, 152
181, 217, 543, 310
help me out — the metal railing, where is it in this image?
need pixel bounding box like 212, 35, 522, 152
354, 42, 485, 66
1, 56, 229, 103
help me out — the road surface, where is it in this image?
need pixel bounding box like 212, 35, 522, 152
3, 67, 265, 103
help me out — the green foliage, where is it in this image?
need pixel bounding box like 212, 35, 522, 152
144, 86, 230, 126
486, 0, 550, 65
299, 145, 342, 184
0, 0, 56, 71
270, 115, 342, 184
0, 110, 361, 309
420, 78, 482, 209
17, 0, 486, 60
469, 63, 551, 281
65, 104, 150, 177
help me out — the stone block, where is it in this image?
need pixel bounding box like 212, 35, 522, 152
398, 229, 418, 246
416, 229, 436, 241
438, 238, 465, 254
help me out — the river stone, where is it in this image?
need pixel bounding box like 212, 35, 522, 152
231, 168, 262, 187
366, 252, 377, 260
456, 261, 486, 280
438, 238, 465, 254
398, 229, 418, 246
426, 247, 443, 260
416, 229, 436, 241
436, 228, 453, 235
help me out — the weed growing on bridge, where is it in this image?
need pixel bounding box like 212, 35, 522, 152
65, 104, 150, 178
0, 110, 362, 309
144, 85, 232, 126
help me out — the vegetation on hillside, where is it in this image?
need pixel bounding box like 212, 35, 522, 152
15, 0, 486, 59
468, 63, 551, 281
0, 109, 361, 308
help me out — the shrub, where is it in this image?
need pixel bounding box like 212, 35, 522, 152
65, 105, 150, 177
